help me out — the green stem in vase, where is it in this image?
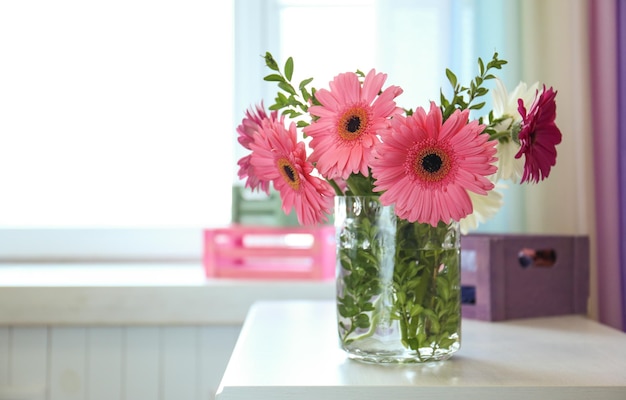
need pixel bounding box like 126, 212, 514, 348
392, 220, 461, 354
336, 197, 461, 362
336, 198, 388, 343
339, 295, 383, 344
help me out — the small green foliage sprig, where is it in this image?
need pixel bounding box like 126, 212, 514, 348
439, 52, 508, 121
262, 52, 317, 128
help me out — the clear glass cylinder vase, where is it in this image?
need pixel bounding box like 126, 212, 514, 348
334, 195, 461, 364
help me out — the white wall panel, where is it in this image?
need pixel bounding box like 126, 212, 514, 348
0, 328, 8, 385
123, 327, 160, 400
86, 328, 122, 400
10, 327, 47, 396
49, 328, 87, 400
161, 327, 198, 400
0, 324, 241, 400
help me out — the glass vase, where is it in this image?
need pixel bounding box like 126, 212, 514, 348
334, 196, 461, 364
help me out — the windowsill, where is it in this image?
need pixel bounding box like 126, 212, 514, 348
0, 263, 335, 326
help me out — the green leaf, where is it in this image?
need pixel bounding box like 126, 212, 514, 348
276, 92, 288, 103
337, 304, 349, 318
278, 81, 296, 95
355, 313, 370, 329
299, 77, 314, 90
264, 74, 284, 82
301, 89, 311, 103
284, 57, 294, 81
410, 304, 424, 317
396, 291, 406, 305
439, 336, 456, 349
264, 52, 279, 71
469, 102, 486, 110
283, 108, 296, 117
342, 295, 355, 308
445, 68, 457, 88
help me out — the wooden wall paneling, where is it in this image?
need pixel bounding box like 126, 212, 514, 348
10, 327, 48, 398
49, 328, 87, 400
0, 324, 240, 400
86, 328, 122, 400
123, 327, 160, 400
199, 326, 240, 400
161, 327, 199, 400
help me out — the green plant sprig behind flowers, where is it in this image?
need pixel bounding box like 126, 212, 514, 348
262, 52, 317, 128
439, 52, 508, 127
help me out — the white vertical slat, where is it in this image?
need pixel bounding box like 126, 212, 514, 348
0, 328, 9, 385
10, 327, 48, 397
49, 328, 87, 400
86, 328, 122, 400
123, 327, 160, 400
162, 327, 198, 400
199, 325, 241, 400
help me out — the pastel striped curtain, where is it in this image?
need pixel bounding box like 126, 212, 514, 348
588, 0, 625, 331
474, 0, 625, 331
618, 0, 626, 331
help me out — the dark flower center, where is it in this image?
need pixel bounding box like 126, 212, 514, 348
408, 142, 454, 184
278, 158, 301, 190
283, 164, 296, 182
421, 153, 443, 173
346, 116, 361, 133
338, 107, 369, 141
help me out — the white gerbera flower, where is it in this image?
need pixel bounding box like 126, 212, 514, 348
460, 183, 505, 234
493, 139, 524, 183
491, 79, 540, 182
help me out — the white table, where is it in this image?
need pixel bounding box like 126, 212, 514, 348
216, 300, 626, 400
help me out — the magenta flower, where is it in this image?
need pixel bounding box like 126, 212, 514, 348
250, 118, 335, 226
303, 69, 403, 180
371, 102, 497, 226
236, 103, 278, 194
515, 86, 562, 183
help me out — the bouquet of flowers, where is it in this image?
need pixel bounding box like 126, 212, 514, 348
236, 51, 562, 232
236, 51, 562, 362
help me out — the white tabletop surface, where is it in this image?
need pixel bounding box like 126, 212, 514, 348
216, 300, 626, 400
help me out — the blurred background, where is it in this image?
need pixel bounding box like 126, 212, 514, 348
0, 0, 623, 330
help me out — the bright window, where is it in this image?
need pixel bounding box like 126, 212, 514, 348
0, 0, 481, 261
0, 0, 234, 229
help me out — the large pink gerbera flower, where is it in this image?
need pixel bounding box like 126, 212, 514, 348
236, 103, 278, 194
303, 69, 403, 180
515, 86, 562, 183
250, 118, 335, 226
371, 102, 497, 227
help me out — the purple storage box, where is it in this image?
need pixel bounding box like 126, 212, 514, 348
460, 234, 590, 321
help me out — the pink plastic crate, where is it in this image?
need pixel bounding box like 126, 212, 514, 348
203, 225, 336, 280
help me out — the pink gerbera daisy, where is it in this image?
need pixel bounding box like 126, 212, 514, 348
236, 103, 278, 194
371, 102, 497, 227
515, 86, 562, 183
303, 69, 403, 180
250, 118, 335, 226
